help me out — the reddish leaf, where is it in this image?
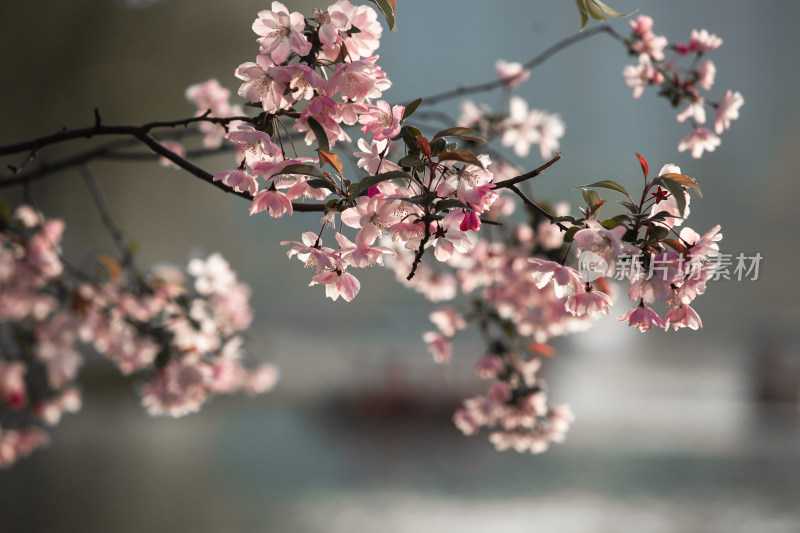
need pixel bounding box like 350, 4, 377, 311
636, 152, 648, 179
318, 149, 344, 176
437, 150, 484, 168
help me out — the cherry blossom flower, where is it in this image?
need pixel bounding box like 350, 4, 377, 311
565, 285, 614, 317
213, 169, 258, 196
495, 59, 530, 89
358, 100, 404, 141
236, 55, 291, 114
429, 307, 467, 337
353, 138, 401, 175
623, 54, 664, 99
249, 187, 293, 217
309, 268, 361, 302
690, 29, 723, 53
423, 331, 451, 363
678, 128, 721, 158
617, 303, 665, 332
714, 90, 744, 134
252, 2, 312, 64
696, 59, 716, 91
664, 304, 702, 331
312, 6, 351, 47
501, 96, 564, 159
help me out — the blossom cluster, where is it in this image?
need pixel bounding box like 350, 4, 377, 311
0, 206, 275, 467
170, 2, 733, 455
622, 15, 744, 157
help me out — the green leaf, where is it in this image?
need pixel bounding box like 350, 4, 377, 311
273, 163, 325, 179
402, 98, 422, 121
398, 154, 424, 169
306, 179, 337, 192
403, 194, 437, 207
306, 117, 330, 155
581, 188, 601, 207
355, 170, 411, 195
401, 125, 422, 153
619, 200, 639, 214
553, 215, 580, 225
652, 176, 687, 217
601, 218, 623, 229
563, 226, 580, 242
437, 150, 484, 168
572, 179, 632, 200
429, 137, 448, 157
434, 198, 471, 212
432, 127, 488, 144
647, 225, 670, 243
368, 0, 396, 31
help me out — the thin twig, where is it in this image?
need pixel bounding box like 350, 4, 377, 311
506, 184, 569, 232
416, 25, 623, 107
79, 163, 138, 271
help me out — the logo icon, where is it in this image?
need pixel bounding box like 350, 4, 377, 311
577, 251, 608, 282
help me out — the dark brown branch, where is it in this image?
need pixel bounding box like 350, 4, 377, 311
0, 114, 255, 158
494, 152, 562, 189
416, 25, 624, 107
406, 221, 431, 281
0, 114, 326, 212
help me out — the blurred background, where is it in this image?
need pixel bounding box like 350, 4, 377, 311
1, 0, 799, 531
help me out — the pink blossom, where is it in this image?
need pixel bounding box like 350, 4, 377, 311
528, 258, 584, 298
495, 59, 530, 89
354, 138, 401, 175
690, 29, 723, 53
312, 6, 351, 47
281, 231, 338, 271
676, 93, 706, 125
501, 96, 564, 159
235, 55, 291, 113
249, 187, 293, 217
252, 2, 312, 64
358, 100, 404, 141
245, 364, 280, 395
714, 90, 744, 134
623, 54, 664, 99
678, 128, 720, 158
630, 16, 668, 61
226, 123, 282, 167
423, 331, 451, 364
140, 359, 211, 417
331, 59, 391, 102
309, 268, 361, 302
334, 231, 394, 268
213, 169, 258, 196
187, 253, 236, 295
281, 64, 325, 101
296, 95, 350, 147
681, 224, 723, 259
475, 355, 505, 380
319, 0, 382, 61
617, 304, 665, 332
696, 59, 716, 91
565, 286, 613, 317
664, 304, 702, 331
429, 307, 467, 337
